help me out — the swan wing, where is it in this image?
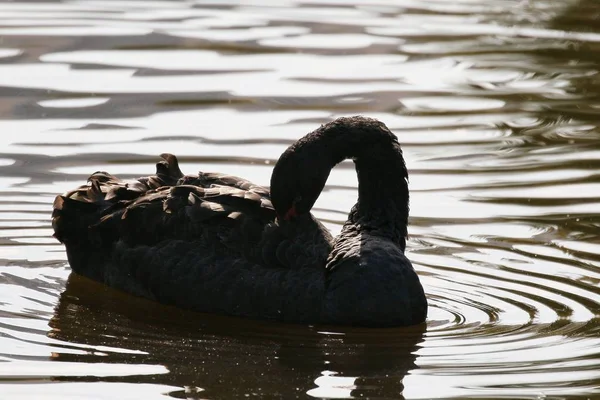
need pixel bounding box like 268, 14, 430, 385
52, 154, 275, 257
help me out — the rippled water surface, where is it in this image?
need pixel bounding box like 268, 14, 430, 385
1, 0, 599, 399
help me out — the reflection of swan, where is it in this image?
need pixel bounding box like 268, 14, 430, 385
49, 274, 425, 399
52, 116, 427, 327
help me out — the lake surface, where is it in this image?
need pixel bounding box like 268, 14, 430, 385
0, 0, 599, 399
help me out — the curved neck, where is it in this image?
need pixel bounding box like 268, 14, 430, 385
272, 117, 409, 246
336, 138, 409, 248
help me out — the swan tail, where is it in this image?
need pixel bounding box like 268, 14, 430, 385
51, 191, 111, 246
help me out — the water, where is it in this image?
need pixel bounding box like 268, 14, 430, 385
0, 0, 599, 398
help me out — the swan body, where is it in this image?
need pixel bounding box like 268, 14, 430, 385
52, 116, 427, 327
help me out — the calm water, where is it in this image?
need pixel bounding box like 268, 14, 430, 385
0, 0, 599, 399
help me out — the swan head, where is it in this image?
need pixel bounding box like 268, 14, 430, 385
270, 140, 330, 222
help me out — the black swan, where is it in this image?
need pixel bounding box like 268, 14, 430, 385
52, 116, 427, 327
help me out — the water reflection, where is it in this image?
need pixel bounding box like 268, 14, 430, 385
49, 274, 424, 399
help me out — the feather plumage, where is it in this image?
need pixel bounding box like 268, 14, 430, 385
52, 117, 427, 327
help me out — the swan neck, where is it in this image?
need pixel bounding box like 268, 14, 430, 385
353, 149, 409, 243
323, 126, 409, 245
270, 116, 409, 239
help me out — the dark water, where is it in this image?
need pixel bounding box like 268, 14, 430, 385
0, 0, 599, 399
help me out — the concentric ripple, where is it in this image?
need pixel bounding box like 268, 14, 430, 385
0, 0, 599, 399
